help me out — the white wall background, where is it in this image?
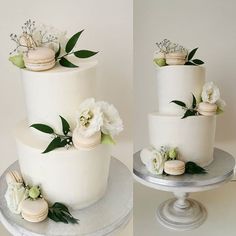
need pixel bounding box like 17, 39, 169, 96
0, 0, 133, 235
134, 0, 236, 154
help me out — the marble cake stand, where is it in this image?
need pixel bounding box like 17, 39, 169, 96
0, 157, 132, 236
133, 148, 235, 231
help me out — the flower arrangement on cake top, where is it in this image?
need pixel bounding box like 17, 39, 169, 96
171, 81, 226, 119
9, 19, 98, 71
30, 98, 123, 153
154, 39, 204, 67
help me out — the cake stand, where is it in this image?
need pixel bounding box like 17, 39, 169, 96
0, 157, 132, 236
133, 148, 235, 231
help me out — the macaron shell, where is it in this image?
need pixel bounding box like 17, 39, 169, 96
166, 58, 186, 65
25, 59, 55, 72
198, 102, 217, 112
164, 160, 185, 175
24, 47, 55, 63
198, 110, 216, 116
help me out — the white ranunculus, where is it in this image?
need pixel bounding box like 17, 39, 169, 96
97, 101, 123, 137
5, 183, 28, 214
201, 82, 220, 104
141, 147, 165, 175
76, 98, 103, 138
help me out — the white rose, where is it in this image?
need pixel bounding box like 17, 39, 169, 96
201, 82, 220, 104
141, 147, 165, 175
76, 98, 103, 138
97, 101, 123, 137
5, 183, 28, 214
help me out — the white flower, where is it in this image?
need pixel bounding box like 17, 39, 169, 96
97, 101, 123, 137
76, 98, 103, 138
5, 183, 28, 214
140, 147, 165, 175
201, 82, 220, 104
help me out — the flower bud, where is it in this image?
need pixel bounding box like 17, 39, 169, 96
168, 148, 177, 159
29, 186, 40, 199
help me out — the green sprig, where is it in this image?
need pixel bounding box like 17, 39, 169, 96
185, 48, 204, 66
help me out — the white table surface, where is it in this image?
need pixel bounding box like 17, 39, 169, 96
134, 180, 236, 236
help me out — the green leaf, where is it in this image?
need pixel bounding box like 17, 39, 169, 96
48, 202, 79, 224
42, 137, 61, 154
192, 59, 204, 65
181, 109, 198, 119
65, 30, 84, 53
59, 137, 72, 147
9, 54, 25, 68
55, 44, 61, 60
59, 116, 70, 135
59, 57, 78, 68
191, 94, 197, 109
74, 50, 98, 58
185, 162, 207, 174
185, 61, 196, 65
30, 124, 54, 134
170, 100, 187, 108
188, 48, 198, 61
101, 133, 115, 145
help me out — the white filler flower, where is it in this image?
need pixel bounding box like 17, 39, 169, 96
97, 101, 123, 137
76, 98, 103, 138
5, 183, 28, 214
140, 147, 165, 175
201, 82, 220, 104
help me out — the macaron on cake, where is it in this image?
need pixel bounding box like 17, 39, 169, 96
164, 160, 185, 176
5, 170, 24, 185
21, 198, 48, 223
198, 102, 217, 116
23, 47, 56, 71
165, 52, 187, 65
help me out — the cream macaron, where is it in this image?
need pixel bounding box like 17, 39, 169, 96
164, 160, 185, 176
198, 102, 217, 116
23, 47, 56, 71
165, 52, 186, 65
5, 170, 24, 185
21, 198, 48, 223
73, 129, 102, 149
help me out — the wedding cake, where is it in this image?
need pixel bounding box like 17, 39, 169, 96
141, 40, 225, 175
5, 20, 123, 223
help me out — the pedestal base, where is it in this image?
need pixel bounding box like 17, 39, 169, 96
156, 193, 207, 231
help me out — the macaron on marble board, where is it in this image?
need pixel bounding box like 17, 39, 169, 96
23, 47, 55, 71
198, 102, 217, 116
5, 170, 23, 185
165, 52, 186, 65
164, 160, 185, 176
21, 198, 48, 223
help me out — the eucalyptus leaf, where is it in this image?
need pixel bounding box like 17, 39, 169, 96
65, 30, 84, 53
192, 59, 204, 65
30, 124, 54, 134
59, 116, 70, 135
188, 48, 198, 61
185, 162, 207, 174
55, 44, 61, 60
101, 133, 115, 145
191, 94, 197, 109
170, 100, 187, 108
181, 109, 198, 119
74, 50, 98, 58
59, 57, 78, 68
42, 137, 61, 154
185, 61, 196, 65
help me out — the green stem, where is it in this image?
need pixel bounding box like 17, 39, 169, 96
57, 51, 75, 60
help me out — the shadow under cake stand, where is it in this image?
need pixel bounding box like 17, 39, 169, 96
0, 157, 132, 236
133, 148, 235, 231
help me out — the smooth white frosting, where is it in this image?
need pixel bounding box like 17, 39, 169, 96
21, 61, 97, 133
148, 113, 216, 167
15, 121, 111, 209
156, 65, 205, 115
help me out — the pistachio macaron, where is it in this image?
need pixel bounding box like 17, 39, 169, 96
5, 170, 23, 185
165, 52, 186, 65
164, 160, 185, 175
21, 198, 48, 223
73, 130, 101, 149
198, 102, 217, 116
23, 47, 56, 71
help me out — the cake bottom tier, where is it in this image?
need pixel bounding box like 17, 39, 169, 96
148, 113, 216, 167
14, 121, 111, 210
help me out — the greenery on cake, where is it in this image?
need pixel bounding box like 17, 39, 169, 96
30, 98, 123, 153
153, 39, 204, 67
9, 19, 98, 69
171, 82, 226, 119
